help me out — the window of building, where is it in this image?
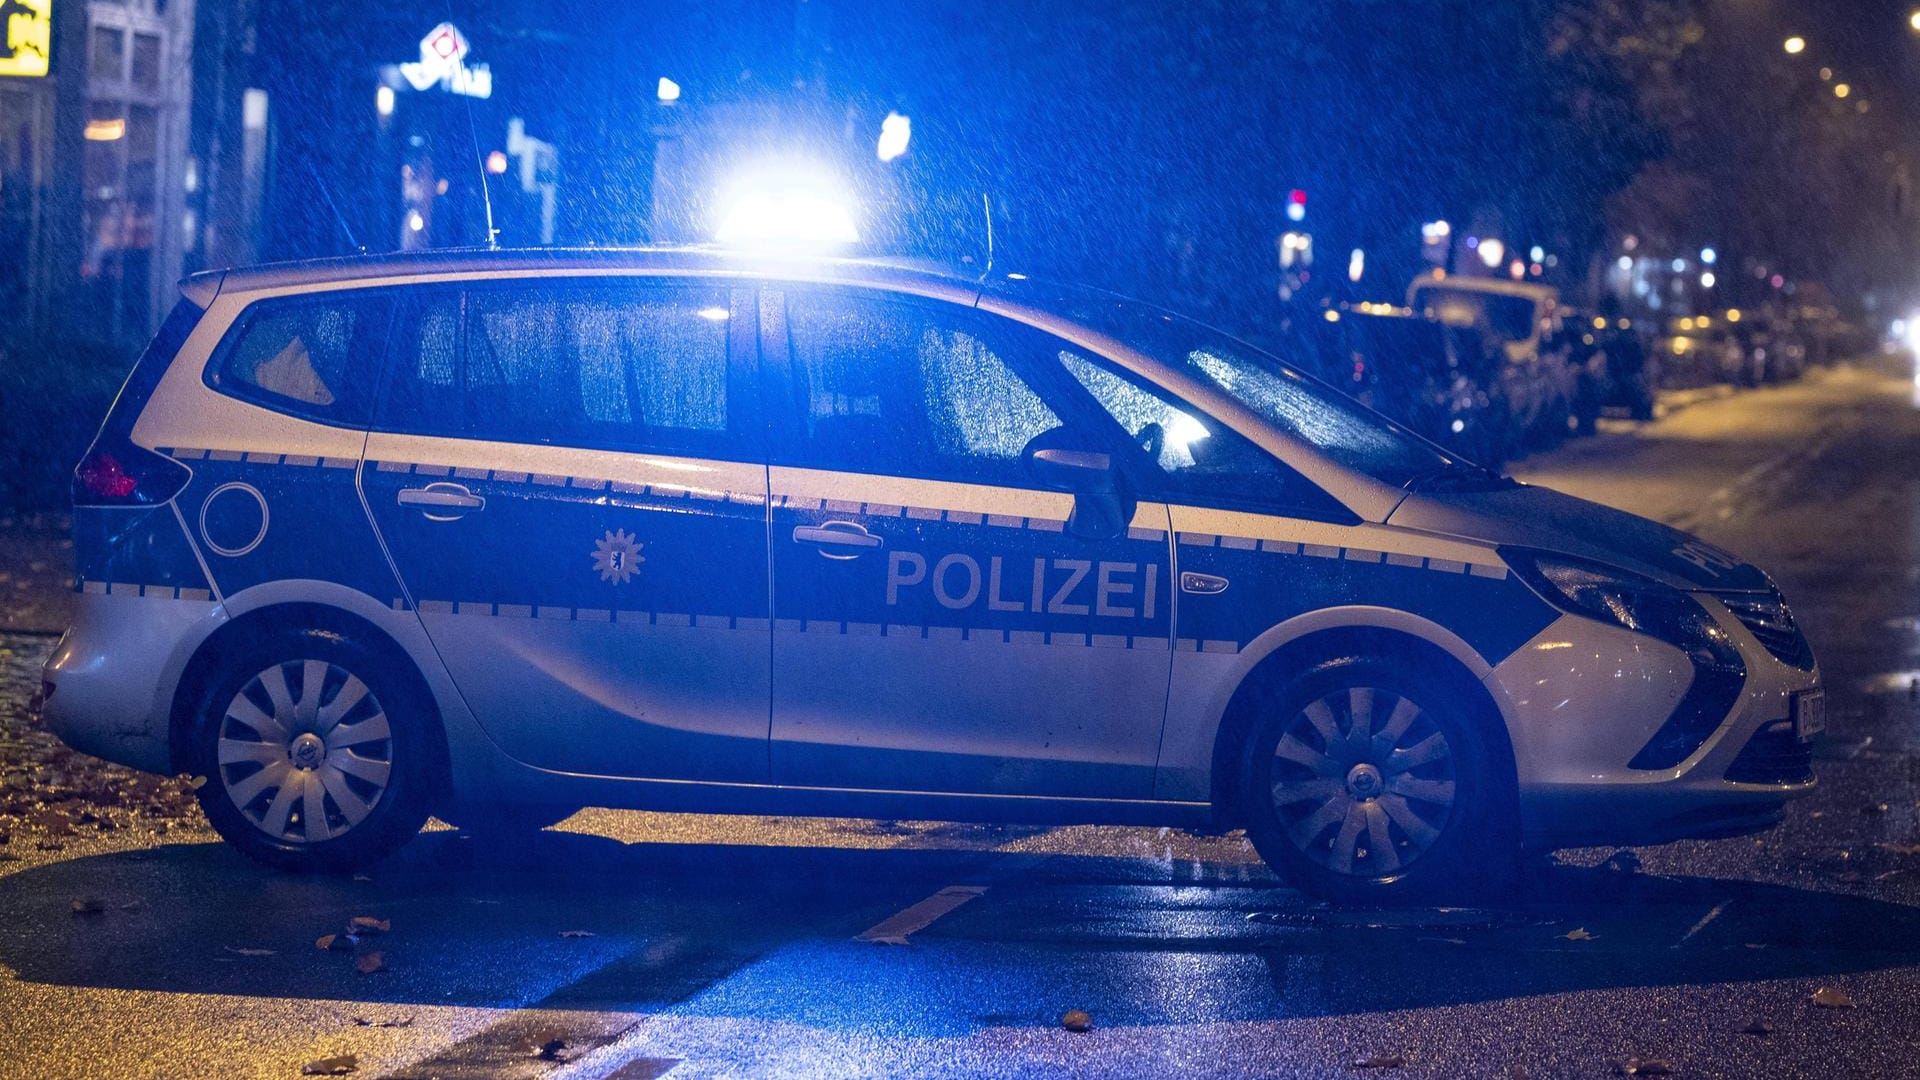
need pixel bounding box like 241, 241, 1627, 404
131, 33, 161, 90
90, 26, 125, 82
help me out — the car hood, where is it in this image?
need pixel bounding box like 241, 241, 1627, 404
1387, 482, 1773, 592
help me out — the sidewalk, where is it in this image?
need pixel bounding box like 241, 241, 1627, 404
0, 512, 73, 636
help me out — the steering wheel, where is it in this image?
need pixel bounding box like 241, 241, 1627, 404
1136, 422, 1166, 462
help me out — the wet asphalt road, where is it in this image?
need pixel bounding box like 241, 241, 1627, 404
5, 360, 1920, 1078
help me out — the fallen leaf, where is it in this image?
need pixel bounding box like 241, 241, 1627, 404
1865, 803, 1891, 815
1061, 1008, 1093, 1033
1615, 1058, 1674, 1076
355, 951, 385, 975
1353, 1053, 1407, 1069
316, 934, 342, 951
534, 1038, 570, 1062
1812, 986, 1856, 1008
1875, 843, 1920, 856
349, 1015, 413, 1028
1740, 1020, 1774, 1037
222, 945, 275, 957
301, 1054, 357, 1076
1602, 850, 1643, 874
1563, 927, 1596, 941
348, 916, 391, 934
559, 930, 595, 939
70, 897, 105, 915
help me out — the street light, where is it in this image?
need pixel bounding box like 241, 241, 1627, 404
1784, 35, 1806, 54
1909, 10, 1920, 31
1835, 82, 1852, 98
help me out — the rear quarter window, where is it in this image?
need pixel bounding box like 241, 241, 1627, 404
206, 292, 393, 426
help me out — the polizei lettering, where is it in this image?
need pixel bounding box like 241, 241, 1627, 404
886, 551, 1158, 618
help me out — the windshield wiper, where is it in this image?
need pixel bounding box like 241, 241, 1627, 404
1403, 462, 1514, 493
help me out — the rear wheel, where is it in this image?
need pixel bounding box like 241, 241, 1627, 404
187, 628, 434, 872
1237, 654, 1514, 904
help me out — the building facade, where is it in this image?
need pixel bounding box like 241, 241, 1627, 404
0, 0, 195, 346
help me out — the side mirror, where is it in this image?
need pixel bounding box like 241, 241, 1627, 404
1027, 446, 1116, 494
1023, 443, 1131, 540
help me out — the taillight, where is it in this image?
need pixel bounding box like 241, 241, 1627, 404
72, 438, 190, 507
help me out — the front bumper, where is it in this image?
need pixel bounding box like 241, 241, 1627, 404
1487, 602, 1818, 850
39, 588, 225, 775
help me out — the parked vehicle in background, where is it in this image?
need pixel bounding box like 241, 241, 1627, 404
1568, 315, 1658, 431
1659, 315, 1745, 388
1305, 306, 1513, 465
1725, 310, 1805, 386
1407, 275, 1573, 449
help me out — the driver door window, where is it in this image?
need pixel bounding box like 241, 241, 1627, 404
780, 292, 1064, 485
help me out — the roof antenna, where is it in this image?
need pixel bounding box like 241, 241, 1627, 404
447, 1, 499, 248
305, 161, 363, 253
978, 192, 994, 284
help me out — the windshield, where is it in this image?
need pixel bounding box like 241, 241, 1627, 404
1050, 294, 1456, 486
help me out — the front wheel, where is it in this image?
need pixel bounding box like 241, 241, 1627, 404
1237, 655, 1515, 904
187, 628, 435, 872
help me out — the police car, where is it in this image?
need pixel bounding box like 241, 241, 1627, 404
40, 249, 1821, 902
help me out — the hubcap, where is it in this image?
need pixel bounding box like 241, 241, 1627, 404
216, 658, 393, 845
1268, 686, 1457, 878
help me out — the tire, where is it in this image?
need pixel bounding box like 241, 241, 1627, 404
1236, 653, 1516, 904
186, 626, 436, 872
437, 801, 578, 837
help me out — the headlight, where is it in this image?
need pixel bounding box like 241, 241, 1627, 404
1501, 548, 1729, 660
1505, 548, 1750, 772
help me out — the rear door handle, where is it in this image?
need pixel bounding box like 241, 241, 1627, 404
398, 482, 485, 520
792, 520, 883, 559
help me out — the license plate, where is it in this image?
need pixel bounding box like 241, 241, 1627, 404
1793, 688, 1826, 742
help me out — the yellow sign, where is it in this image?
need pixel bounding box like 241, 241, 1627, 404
0, 0, 50, 78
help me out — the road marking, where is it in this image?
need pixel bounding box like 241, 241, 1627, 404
1674, 900, 1729, 947
857, 885, 988, 945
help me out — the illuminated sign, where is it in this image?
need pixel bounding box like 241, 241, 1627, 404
0, 0, 51, 78
397, 22, 491, 99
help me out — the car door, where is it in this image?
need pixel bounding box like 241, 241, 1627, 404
762, 287, 1174, 799
361, 277, 772, 781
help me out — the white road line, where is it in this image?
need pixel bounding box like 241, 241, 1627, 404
856, 885, 988, 945
1674, 900, 1730, 947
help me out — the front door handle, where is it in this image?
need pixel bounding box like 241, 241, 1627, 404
398, 482, 485, 521
792, 520, 883, 559
1180, 571, 1229, 595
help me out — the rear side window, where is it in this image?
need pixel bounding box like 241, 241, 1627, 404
208, 292, 392, 426
378, 282, 740, 457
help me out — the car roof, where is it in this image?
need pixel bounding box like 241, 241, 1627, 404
184, 246, 985, 304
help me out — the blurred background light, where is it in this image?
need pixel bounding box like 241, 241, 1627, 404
877, 112, 911, 162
